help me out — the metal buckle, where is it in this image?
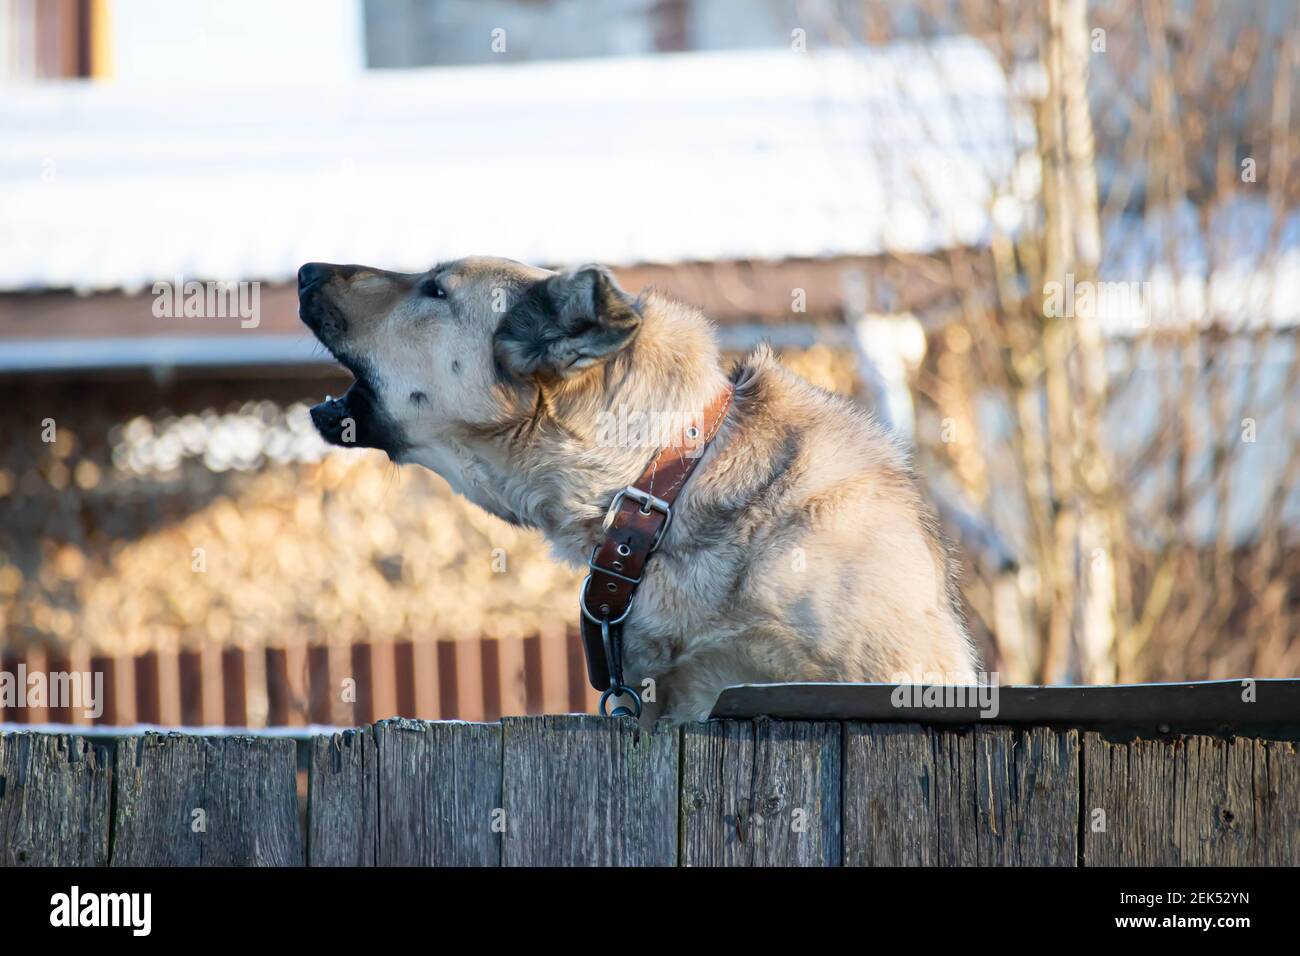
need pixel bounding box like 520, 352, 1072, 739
602, 485, 672, 552
587, 485, 670, 720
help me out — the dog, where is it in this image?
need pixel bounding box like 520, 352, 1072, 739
298, 257, 978, 721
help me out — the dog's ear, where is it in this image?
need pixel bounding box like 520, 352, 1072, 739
494, 265, 641, 380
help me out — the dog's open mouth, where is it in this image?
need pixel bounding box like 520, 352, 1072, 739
308, 375, 404, 455
299, 267, 407, 458
308, 386, 356, 446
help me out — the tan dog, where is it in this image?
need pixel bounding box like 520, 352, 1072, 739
298, 257, 978, 721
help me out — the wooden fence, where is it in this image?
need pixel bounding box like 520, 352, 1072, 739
2, 713, 1297, 866
0, 633, 600, 729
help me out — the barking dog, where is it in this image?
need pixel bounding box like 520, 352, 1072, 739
299, 257, 978, 721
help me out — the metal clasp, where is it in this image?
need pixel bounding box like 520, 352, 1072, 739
595, 616, 642, 719
600, 683, 642, 718
602, 485, 672, 552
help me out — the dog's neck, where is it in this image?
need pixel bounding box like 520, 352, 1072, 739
427, 294, 732, 566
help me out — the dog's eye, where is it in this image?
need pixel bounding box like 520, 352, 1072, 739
420, 277, 446, 299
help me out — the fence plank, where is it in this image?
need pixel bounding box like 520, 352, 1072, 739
111, 733, 302, 865
1081, 734, 1177, 865
367, 641, 398, 722
243, 645, 269, 727
1082, 733, 1267, 865
0, 734, 111, 865
373, 718, 501, 865
843, 723, 977, 866
200, 644, 225, 726
1176, 735, 1257, 865
1076, 733, 1289, 868
682, 718, 841, 866
156, 650, 182, 726
501, 715, 678, 866
975, 726, 1078, 865
307, 728, 378, 866
202, 736, 305, 865
496, 637, 527, 717
538, 629, 570, 714
453, 643, 485, 722
21, 650, 49, 723
411, 641, 440, 720
111, 735, 203, 864
221, 647, 247, 726
1254, 740, 1300, 865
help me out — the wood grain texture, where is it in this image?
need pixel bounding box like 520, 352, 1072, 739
843, 723, 976, 866
1176, 735, 1255, 865
974, 726, 1078, 865
373, 718, 502, 866
0, 733, 111, 866
112, 733, 302, 865
682, 718, 841, 866
501, 715, 677, 866
1253, 740, 1300, 865
1082, 734, 1178, 865
307, 728, 378, 866
0, 719, 1295, 868
843, 725, 1076, 866
1082, 733, 1300, 865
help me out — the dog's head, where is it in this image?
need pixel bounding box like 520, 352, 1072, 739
297, 256, 643, 459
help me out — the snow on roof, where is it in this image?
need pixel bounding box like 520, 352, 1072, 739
0, 41, 1017, 293
1098, 198, 1300, 332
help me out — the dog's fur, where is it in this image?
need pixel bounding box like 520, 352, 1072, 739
299, 256, 978, 721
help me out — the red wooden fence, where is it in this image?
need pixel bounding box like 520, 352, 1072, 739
0, 630, 601, 727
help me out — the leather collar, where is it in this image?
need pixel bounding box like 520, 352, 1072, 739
579, 382, 736, 713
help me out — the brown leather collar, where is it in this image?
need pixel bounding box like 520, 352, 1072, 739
580, 382, 736, 715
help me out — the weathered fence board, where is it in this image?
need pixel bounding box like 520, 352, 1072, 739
1082, 735, 1179, 865
2, 710, 1298, 866
975, 726, 1078, 865
1083, 733, 1300, 865
682, 718, 841, 866
307, 728, 378, 866
1176, 735, 1256, 866
112, 733, 302, 865
501, 715, 677, 866
843, 723, 976, 866
842, 725, 1077, 865
371, 719, 502, 866
0, 733, 110, 865
1254, 740, 1300, 866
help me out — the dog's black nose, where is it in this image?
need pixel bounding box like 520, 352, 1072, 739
298, 262, 329, 292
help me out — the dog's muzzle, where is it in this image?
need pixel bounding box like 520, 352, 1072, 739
308, 390, 354, 446
307, 379, 403, 455
298, 263, 348, 348
297, 262, 407, 458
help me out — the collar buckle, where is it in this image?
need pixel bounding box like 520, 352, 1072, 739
602, 485, 673, 552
